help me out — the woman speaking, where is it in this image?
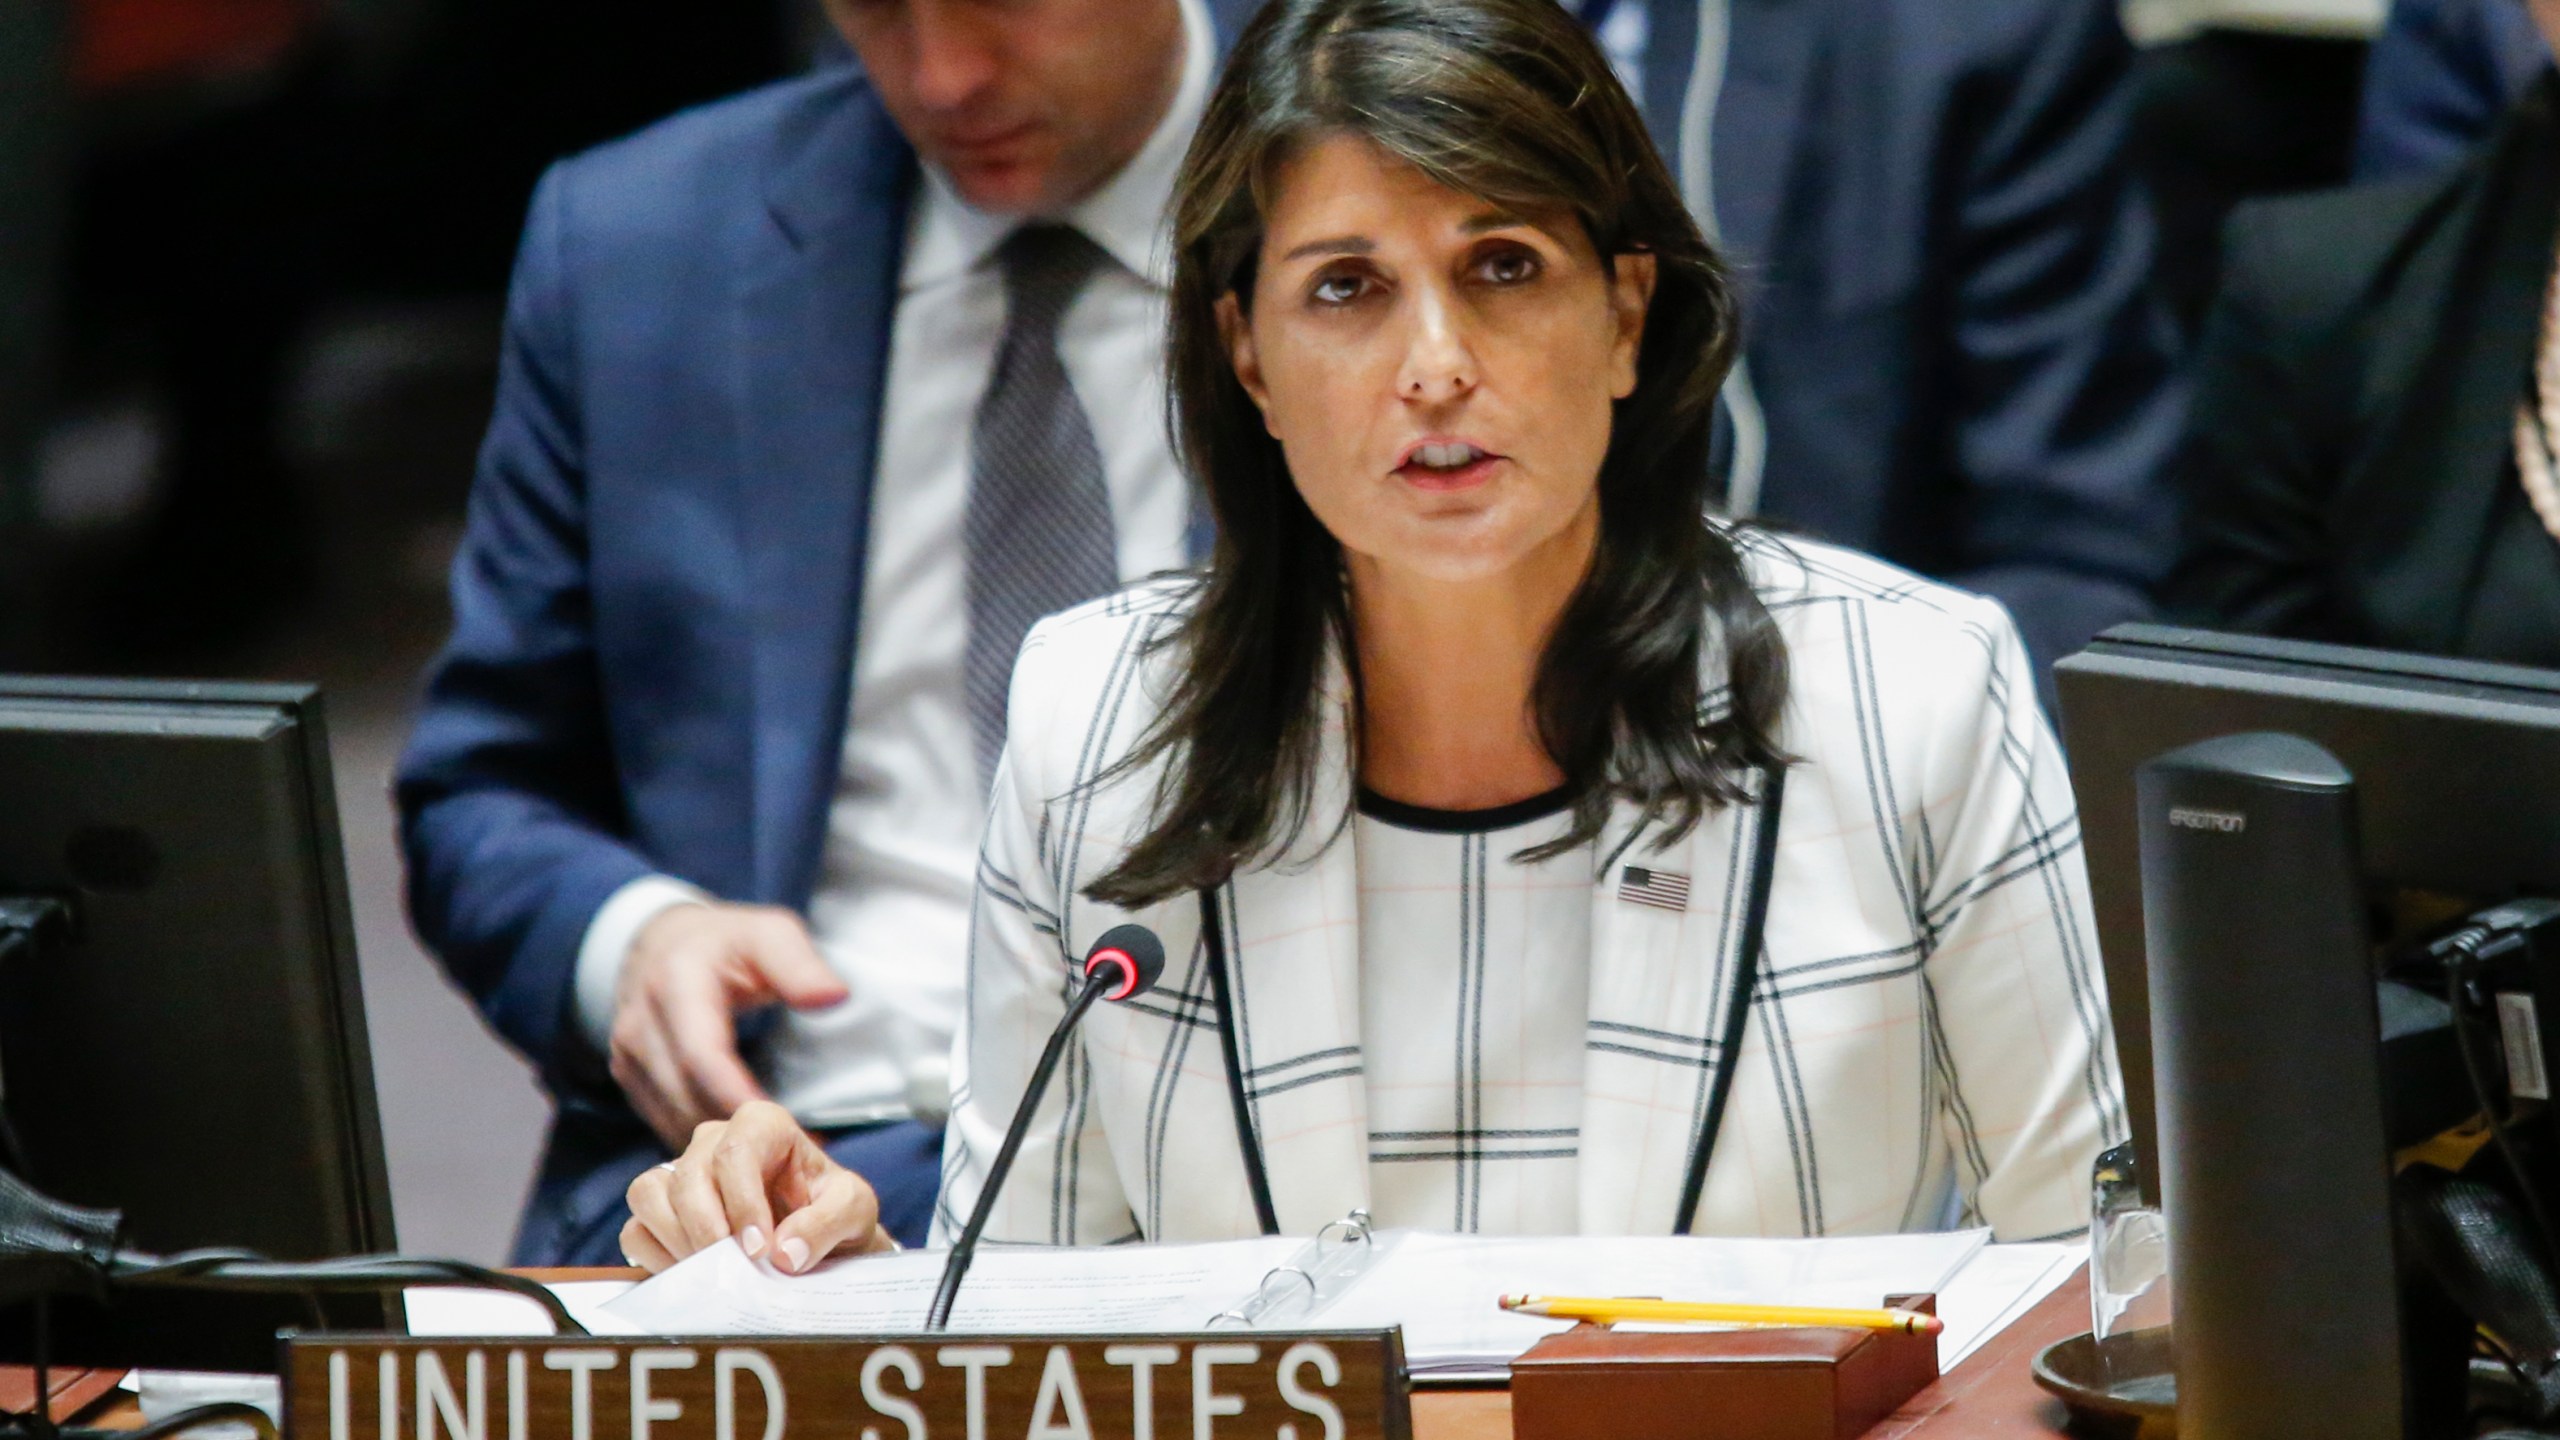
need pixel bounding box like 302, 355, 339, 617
621, 0, 2120, 1271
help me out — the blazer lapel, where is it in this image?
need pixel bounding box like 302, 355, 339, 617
1216, 677, 1372, 1233
1576, 787, 1761, 1236
2342, 80, 2560, 654
734, 85, 918, 908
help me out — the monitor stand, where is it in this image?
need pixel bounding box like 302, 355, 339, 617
2138, 733, 2468, 1440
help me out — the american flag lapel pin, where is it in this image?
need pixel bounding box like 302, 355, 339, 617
1618, 864, 1692, 913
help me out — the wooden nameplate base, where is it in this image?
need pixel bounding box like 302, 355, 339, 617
1508, 1292, 1941, 1440
283, 1331, 1412, 1440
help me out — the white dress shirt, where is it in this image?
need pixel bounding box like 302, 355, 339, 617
573, 0, 1211, 1130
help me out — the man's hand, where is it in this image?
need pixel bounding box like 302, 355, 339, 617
609, 903, 848, 1152
621, 1101, 895, 1274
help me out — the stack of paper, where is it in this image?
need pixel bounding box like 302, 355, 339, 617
605, 1238, 1298, 1338
559, 1228, 2083, 1381
403, 1279, 646, 1337
1929, 1241, 2086, 1368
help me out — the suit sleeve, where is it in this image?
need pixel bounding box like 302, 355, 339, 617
1938, 0, 2187, 675
2353, 0, 2548, 182
935, 619, 1141, 1246
1913, 597, 2124, 1242
2157, 207, 2349, 640
395, 161, 657, 1093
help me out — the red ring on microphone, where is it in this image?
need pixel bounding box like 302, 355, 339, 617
1084, 948, 1140, 1002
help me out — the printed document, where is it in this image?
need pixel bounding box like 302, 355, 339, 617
589, 1227, 2071, 1379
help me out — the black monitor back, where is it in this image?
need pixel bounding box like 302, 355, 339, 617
0, 677, 395, 1366
2056, 625, 2560, 1201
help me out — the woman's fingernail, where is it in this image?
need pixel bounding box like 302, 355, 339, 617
741, 1226, 766, 1258
780, 1237, 811, 1274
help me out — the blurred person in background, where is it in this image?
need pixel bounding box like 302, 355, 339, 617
56, 0, 793, 653
398, 0, 1259, 1265
0, 2, 64, 668
1581, 0, 2184, 690
2168, 0, 2560, 664
2354, 0, 2547, 178
2121, 0, 2380, 327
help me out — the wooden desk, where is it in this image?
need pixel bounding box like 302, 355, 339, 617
1409, 1269, 2088, 1440
1874, 1268, 2084, 1437
65, 1266, 2089, 1438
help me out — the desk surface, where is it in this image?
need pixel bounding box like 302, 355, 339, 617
465, 1266, 2093, 1440
67, 1265, 2088, 1438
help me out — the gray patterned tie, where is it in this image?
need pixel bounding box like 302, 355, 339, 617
965, 224, 1120, 784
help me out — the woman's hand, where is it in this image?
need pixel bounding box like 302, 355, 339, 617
619, 1101, 898, 1274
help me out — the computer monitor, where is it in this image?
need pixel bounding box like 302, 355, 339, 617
0, 676, 396, 1368
2056, 624, 2560, 1202
2059, 626, 2560, 1437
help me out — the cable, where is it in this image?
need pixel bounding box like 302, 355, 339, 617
22, 1296, 52, 1440
106, 1250, 586, 1336
0, 1170, 585, 1440
2443, 930, 2560, 1267
114, 1403, 277, 1440
3, 1411, 283, 1440
0, 1303, 64, 1440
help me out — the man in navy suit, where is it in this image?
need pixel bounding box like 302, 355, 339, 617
398, 0, 1230, 1265
1598, 0, 2186, 677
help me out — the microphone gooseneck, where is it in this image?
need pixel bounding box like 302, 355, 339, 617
926, 925, 1164, 1330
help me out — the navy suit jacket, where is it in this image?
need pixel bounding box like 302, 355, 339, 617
400, 21, 1263, 1216
399, 69, 925, 1102
2353, 0, 2548, 181
1636, 0, 2185, 673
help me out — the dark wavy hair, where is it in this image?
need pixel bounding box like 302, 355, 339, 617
1084, 0, 1789, 908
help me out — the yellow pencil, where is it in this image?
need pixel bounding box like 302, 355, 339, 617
1498, 1293, 1944, 1335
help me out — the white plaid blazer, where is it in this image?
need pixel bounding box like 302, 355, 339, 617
938, 534, 2124, 1245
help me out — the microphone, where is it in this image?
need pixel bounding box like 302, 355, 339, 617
927, 924, 1166, 1329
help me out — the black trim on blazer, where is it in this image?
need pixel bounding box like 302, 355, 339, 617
1676, 764, 1789, 1235
1199, 884, 1282, 1235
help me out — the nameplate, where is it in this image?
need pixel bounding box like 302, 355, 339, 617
281, 1332, 1413, 1440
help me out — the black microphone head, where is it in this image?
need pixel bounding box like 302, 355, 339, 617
1082, 924, 1166, 1002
